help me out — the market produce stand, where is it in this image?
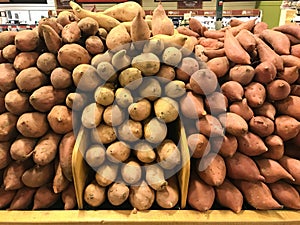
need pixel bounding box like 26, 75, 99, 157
0, 210, 299, 225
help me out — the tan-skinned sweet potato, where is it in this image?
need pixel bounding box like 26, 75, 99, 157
50, 67, 73, 89
15, 67, 47, 92
84, 181, 106, 207
0, 63, 17, 93
61, 21, 81, 44
0, 112, 18, 141
0, 142, 11, 169
151, 2, 174, 36
107, 181, 129, 206
10, 136, 36, 161
5, 89, 32, 115
91, 123, 117, 145
2, 44, 18, 62
145, 164, 167, 191
78, 17, 99, 36
129, 180, 155, 211
155, 176, 179, 209
15, 30, 39, 52
85, 35, 105, 55
0, 31, 17, 50
41, 24, 62, 54
95, 163, 118, 187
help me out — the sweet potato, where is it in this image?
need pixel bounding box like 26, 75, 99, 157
162, 46, 182, 67
249, 116, 274, 137
15, 30, 39, 52
218, 112, 248, 137
33, 184, 59, 210
119, 67, 142, 90
157, 139, 181, 170
261, 135, 284, 160
53, 160, 69, 194
117, 119, 142, 143
267, 79, 290, 101
106, 141, 130, 164
59, 132, 75, 181
5, 89, 32, 115
279, 156, 300, 185
15, 67, 47, 92
38, 17, 62, 37
47, 105, 72, 134
151, 2, 174, 36
180, 92, 206, 119
0, 112, 18, 141
33, 132, 61, 166
0, 188, 16, 209
244, 82, 266, 108
102, 105, 124, 127
0, 31, 17, 50
187, 172, 215, 212
215, 179, 243, 213
129, 180, 155, 211
229, 18, 256, 36
91, 123, 117, 145
203, 48, 225, 59
143, 38, 164, 55
30, 86, 68, 113
85, 36, 104, 55
269, 181, 300, 210
254, 61, 277, 84
57, 10, 78, 27
0, 92, 5, 114
102, 1, 145, 22
224, 29, 251, 64
41, 24, 62, 54
236, 29, 256, 52
155, 175, 179, 209
278, 66, 299, 84
285, 33, 300, 44
256, 158, 294, 183
189, 68, 218, 95
237, 132, 268, 156
221, 81, 244, 102
107, 181, 129, 206
198, 38, 224, 49
253, 22, 268, 35
229, 65, 255, 85
234, 180, 282, 210
144, 117, 167, 144
2, 44, 18, 62
260, 29, 290, 55
94, 86, 114, 107
145, 164, 167, 191
226, 151, 264, 181
65, 92, 88, 111
132, 53, 160, 76
61, 21, 81, 44
22, 163, 54, 188
189, 17, 204, 35
196, 153, 226, 186
84, 144, 105, 168
10, 136, 36, 161
130, 11, 151, 45
121, 159, 142, 185
50, 67, 72, 89
196, 114, 224, 137
229, 98, 254, 121
106, 24, 131, 50
177, 26, 199, 37
137, 79, 159, 102
73, 64, 102, 91
58, 44, 91, 70
291, 44, 300, 58
203, 30, 225, 39
275, 115, 300, 141
150, 33, 187, 48
281, 54, 300, 68
194, 44, 208, 62
81, 103, 104, 129
62, 183, 76, 210
154, 97, 178, 123
273, 24, 300, 39
254, 36, 284, 71
84, 181, 106, 207
9, 187, 36, 210
70, 1, 120, 32
95, 162, 118, 187
211, 134, 238, 158
0, 63, 17, 93
111, 49, 131, 71
78, 17, 99, 36
206, 56, 229, 78
188, 133, 210, 159
3, 159, 32, 190
205, 92, 228, 115
253, 102, 276, 120
177, 57, 199, 82
275, 95, 300, 120
0, 142, 11, 169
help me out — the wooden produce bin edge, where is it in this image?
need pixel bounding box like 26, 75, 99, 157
0, 210, 300, 225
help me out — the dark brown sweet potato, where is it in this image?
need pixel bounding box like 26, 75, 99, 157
33, 184, 59, 210
22, 163, 54, 188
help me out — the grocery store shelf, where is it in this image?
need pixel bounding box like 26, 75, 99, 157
0, 210, 299, 225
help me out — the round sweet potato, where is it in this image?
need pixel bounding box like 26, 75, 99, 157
47, 105, 72, 134
15, 30, 39, 52
0, 63, 17, 93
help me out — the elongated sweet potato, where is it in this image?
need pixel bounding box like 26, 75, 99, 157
218, 112, 248, 137
0, 187, 16, 209
278, 66, 299, 84
196, 115, 224, 137
229, 98, 254, 122
234, 180, 282, 210
0, 112, 18, 141
269, 181, 300, 210
62, 183, 77, 210
0, 63, 17, 93
261, 135, 284, 160
253, 21, 268, 35
9, 187, 36, 210
0, 142, 11, 169
224, 29, 251, 64
281, 54, 300, 68
15, 30, 39, 52
275, 95, 300, 120
41, 24, 62, 54
15, 67, 47, 92
229, 65, 255, 85
5, 89, 32, 115
254, 61, 277, 84
236, 29, 256, 52
187, 172, 215, 212
273, 24, 300, 39
33, 184, 59, 210
156, 175, 179, 209
53, 160, 70, 194
291, 44, 300, 58
260, 29, 290, 55
275, 115, 300, 141
221, 81, 244, 102
229, 18, 256, 36
59, 132, 75, 181
279, 156, 300, 185
215, 179, 243, 213
237, 132, 268, 156
22, 163, 54, 188
203, 30, 225, 39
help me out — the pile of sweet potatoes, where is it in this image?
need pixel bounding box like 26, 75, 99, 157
1, 0, 300, 212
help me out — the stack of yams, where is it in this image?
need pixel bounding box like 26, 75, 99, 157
0, 0, 300, 213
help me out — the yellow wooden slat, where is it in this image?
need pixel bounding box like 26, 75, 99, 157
0, 210, 299, 225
